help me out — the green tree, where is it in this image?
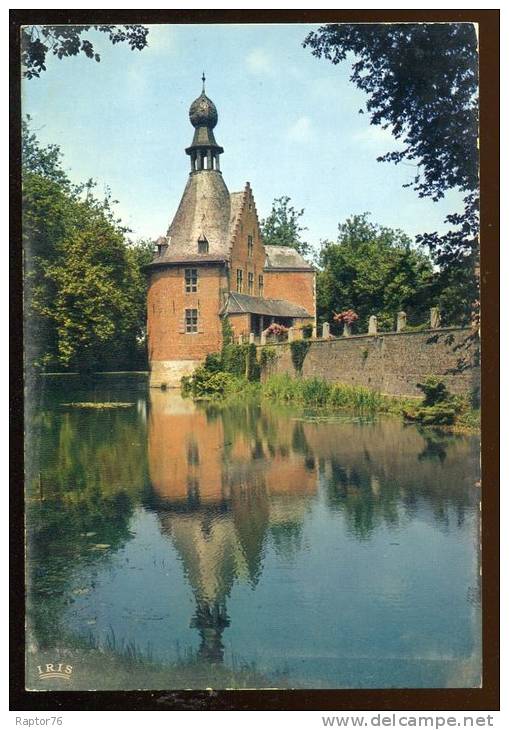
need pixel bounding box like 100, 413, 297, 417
317, 213, 434, 331
260, 196, 310, 256
21, 24, 149, 79
23, 118, 149, 373
304, 23, 479, 320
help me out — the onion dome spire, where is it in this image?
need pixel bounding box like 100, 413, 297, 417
186, 75, 224, 173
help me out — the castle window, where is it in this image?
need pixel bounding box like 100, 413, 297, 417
258, 274, 264, 297
185, 268, 198, 292
236, 269, 243, 293
247, 235, 253, 257
185, 309, 198, 333
248, 272, 254, 295
198, 237, 209, 254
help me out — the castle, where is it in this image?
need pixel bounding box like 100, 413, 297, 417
146, 79, 316, 388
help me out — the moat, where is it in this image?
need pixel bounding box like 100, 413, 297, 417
26, 376, 481, 690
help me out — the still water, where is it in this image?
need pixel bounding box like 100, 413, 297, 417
26, 376, 481, 690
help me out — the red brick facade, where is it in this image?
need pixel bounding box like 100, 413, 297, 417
147, 264, 227, 364
146, 183, 316, 386
146, 90, 315, 387
263, 269, 315, 318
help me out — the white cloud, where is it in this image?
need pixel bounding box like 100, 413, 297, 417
287, 116, 313, 143
246, 48, 273, 75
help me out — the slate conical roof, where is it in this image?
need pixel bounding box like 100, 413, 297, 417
147, 79, 233, 265
163, 170, 231, 260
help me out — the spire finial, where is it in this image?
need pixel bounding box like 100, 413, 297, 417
201, 72, 206, 93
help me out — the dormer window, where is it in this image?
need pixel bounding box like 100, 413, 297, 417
198, 235, 209, 254
155, 237, 168, 257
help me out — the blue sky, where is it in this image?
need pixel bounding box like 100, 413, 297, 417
22, 23, 465, 253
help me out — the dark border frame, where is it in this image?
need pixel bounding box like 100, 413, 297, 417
10, 8, 500, 712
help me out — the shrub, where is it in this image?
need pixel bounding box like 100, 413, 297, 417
333, 309, 359, 325
221, 343, 246, 377
404, 376, 460, 425
182, 367, 244, 399
221, 317, 234, 346
204, 352, 223, 373
301, 323, 313, 339
221, 342, 259, 381
266, 322, 288, 337
404, 403, 457, 425
416, 376, 449, 406
259, 346, 278, 369
246, 343, 260, 381
290, 340, 311, 373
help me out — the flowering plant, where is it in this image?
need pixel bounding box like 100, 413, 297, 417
333, 310, 359, 325
266, 323, 289, 336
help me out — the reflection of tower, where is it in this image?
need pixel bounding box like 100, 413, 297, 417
157, 510, 243, 665
190, 600, 230, 663
147, 391, 318, 662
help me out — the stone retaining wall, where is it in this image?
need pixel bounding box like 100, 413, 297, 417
258, 327, 479, 398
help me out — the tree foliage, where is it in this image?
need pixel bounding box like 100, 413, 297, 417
303, 23, 479, 313
23, 118, 150, 373
260, 196, 310, 255
21, 24, 149, 79
317, 213, 434, 331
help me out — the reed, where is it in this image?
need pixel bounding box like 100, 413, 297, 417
260, 374, 392, 414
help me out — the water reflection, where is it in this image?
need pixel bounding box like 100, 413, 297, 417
27, 381, 481, 688
144, 392, 480, 679
26, 387, 148, 645
146, 391, 318, 662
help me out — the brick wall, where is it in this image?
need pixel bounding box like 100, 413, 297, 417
228, 313, 251, 339
263, 269, 315, 318
147, 263, 227, 363
258, 328, 480, 397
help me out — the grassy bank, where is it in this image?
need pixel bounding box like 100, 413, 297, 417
182, 366, 479, 434
260, 373, 413, 415
27, 639, 287, 691
260, 374, 479, 433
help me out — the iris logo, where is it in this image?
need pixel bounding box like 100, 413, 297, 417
36, 663, 73, 681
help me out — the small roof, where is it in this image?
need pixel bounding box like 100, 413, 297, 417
264, 245, 314, 271
222, 292, 313, 319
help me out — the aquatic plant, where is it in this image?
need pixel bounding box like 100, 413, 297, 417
60, 402, 135, 409
261, 374, 388, 414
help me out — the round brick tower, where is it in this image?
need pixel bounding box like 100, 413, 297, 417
145, 77, 316, 389
146, 77, 232, 388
